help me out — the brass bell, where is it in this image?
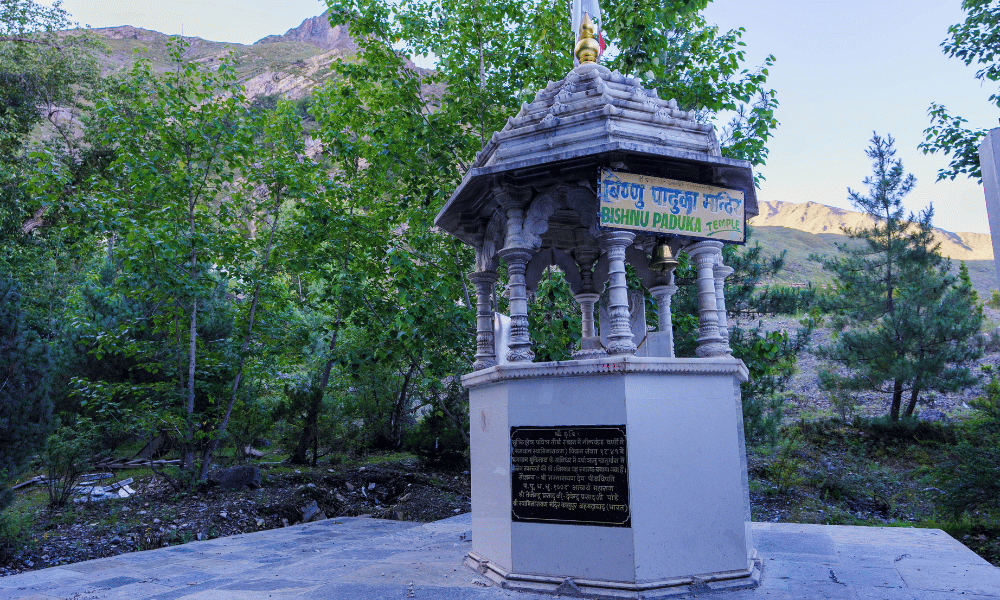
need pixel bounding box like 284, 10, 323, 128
649, 241, 679, 274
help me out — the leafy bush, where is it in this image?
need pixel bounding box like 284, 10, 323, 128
852, 415, 956, 446
988, 290, 1000, 310
768, 432, 804, 494
42, 419, 100, 507
972, 366, 1000, 424
938, 434, 1000, 517
0, 278, 51, 513
0, 501, 32, 561
405, 411, 468, 471
937, 368, 1000, 517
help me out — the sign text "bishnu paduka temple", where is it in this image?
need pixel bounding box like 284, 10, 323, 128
599, 169, 746, 243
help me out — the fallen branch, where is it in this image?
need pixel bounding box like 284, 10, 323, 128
12, 476, 46, 490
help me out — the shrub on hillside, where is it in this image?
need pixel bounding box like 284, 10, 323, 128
42, 419, 99, 507
405, 411, 468, 471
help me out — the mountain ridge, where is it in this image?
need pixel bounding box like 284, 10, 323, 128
254, 12, 355, 52
750, 200, 994, 261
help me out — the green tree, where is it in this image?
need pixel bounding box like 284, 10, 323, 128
671, 229, 813, 445
0, 278, 52, 516
66, 41, 313, 483
1, 0, 103, 260
816, 134, 983, 421
920, 0, 998, 181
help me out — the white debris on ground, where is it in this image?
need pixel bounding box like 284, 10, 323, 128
73, 476, 136, 503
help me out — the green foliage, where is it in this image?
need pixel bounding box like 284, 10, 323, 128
920, 0, 999, 182
937, 366, 1000, 517
988, 290, 1000, 310
768, 432, 804, 494
0, 277, 51, 511
41, 418, 99, 507
851, 415, 957, 446
937, 432, 1000, 517
528, 267, 582, 362
972, 366, 1000, 423
671, 228, 812, 445
52, 40, 317, 483
405, 410, 468, 471
0, 499, 29, 545
815, 134, 983, 421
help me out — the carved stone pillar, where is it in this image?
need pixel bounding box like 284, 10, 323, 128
499, 247, 534, 362
598, 230, 637, 356
713, 261, 735, 346
469, 271, 499, 370
648, 275, 679, 358
576, 293, 601, 339
688, 240, 730, 357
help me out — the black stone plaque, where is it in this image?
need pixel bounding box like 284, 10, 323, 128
510, 425, 630, 527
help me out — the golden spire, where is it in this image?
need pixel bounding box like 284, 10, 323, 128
574, 13, 600, 64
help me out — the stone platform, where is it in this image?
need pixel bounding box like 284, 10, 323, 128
1, 515, 997, 599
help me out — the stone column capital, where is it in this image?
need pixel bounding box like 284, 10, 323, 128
498, 247, 533, 264
597, 229, 636, 250
686, 240, 724, 259
714, 264, 734, 279
468, 271, 499, 286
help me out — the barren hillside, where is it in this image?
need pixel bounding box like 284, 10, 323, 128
751, 200, 994, 261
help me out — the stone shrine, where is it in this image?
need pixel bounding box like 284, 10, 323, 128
435, 10, 761, 598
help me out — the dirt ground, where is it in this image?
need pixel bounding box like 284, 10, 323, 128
1, 457, 470, 576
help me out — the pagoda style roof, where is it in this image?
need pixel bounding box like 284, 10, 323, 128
477, 63, 721, 168
436, 61, 758, 246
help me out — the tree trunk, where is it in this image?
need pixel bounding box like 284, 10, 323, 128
890, 378, 903, 422
392, 361, 417, 448
198, 200, 284, 481
903, 385, 920, 419
290, 328, 339, 465
291, 387, 323, 464
183, 298, 197, 470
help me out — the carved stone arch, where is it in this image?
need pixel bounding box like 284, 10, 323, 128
524, 247, 586, 295
521, 192, 557, 250
524, 248, 555, 295
562, 183, 599, 231
475, 211, 506, 272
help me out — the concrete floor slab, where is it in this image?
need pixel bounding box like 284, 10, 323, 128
1, 515, 997, 599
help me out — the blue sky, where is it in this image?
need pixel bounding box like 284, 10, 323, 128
47, 0, 998, 233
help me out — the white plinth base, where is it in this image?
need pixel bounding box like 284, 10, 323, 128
465, 551, 762, 599
463, 356, 755, 593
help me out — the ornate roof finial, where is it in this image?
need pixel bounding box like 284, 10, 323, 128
574, 13, 600, 64
572, 0, 604, 65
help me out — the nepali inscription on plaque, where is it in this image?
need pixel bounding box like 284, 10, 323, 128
510, 425, 630, 527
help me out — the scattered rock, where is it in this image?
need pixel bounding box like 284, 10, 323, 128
918, 409, 948, 422
301, 500, 326, 523
208, 466, 262, 490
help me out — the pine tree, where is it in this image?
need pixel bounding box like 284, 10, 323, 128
0, 278, 51, 512
816, 133, 983, 421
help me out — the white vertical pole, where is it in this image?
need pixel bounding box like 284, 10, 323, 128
979, 128, 1000, 290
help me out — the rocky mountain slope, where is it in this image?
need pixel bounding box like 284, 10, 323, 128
84, 12, 356, 101
751, 200, 993, 261
255, 11, 355, 52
